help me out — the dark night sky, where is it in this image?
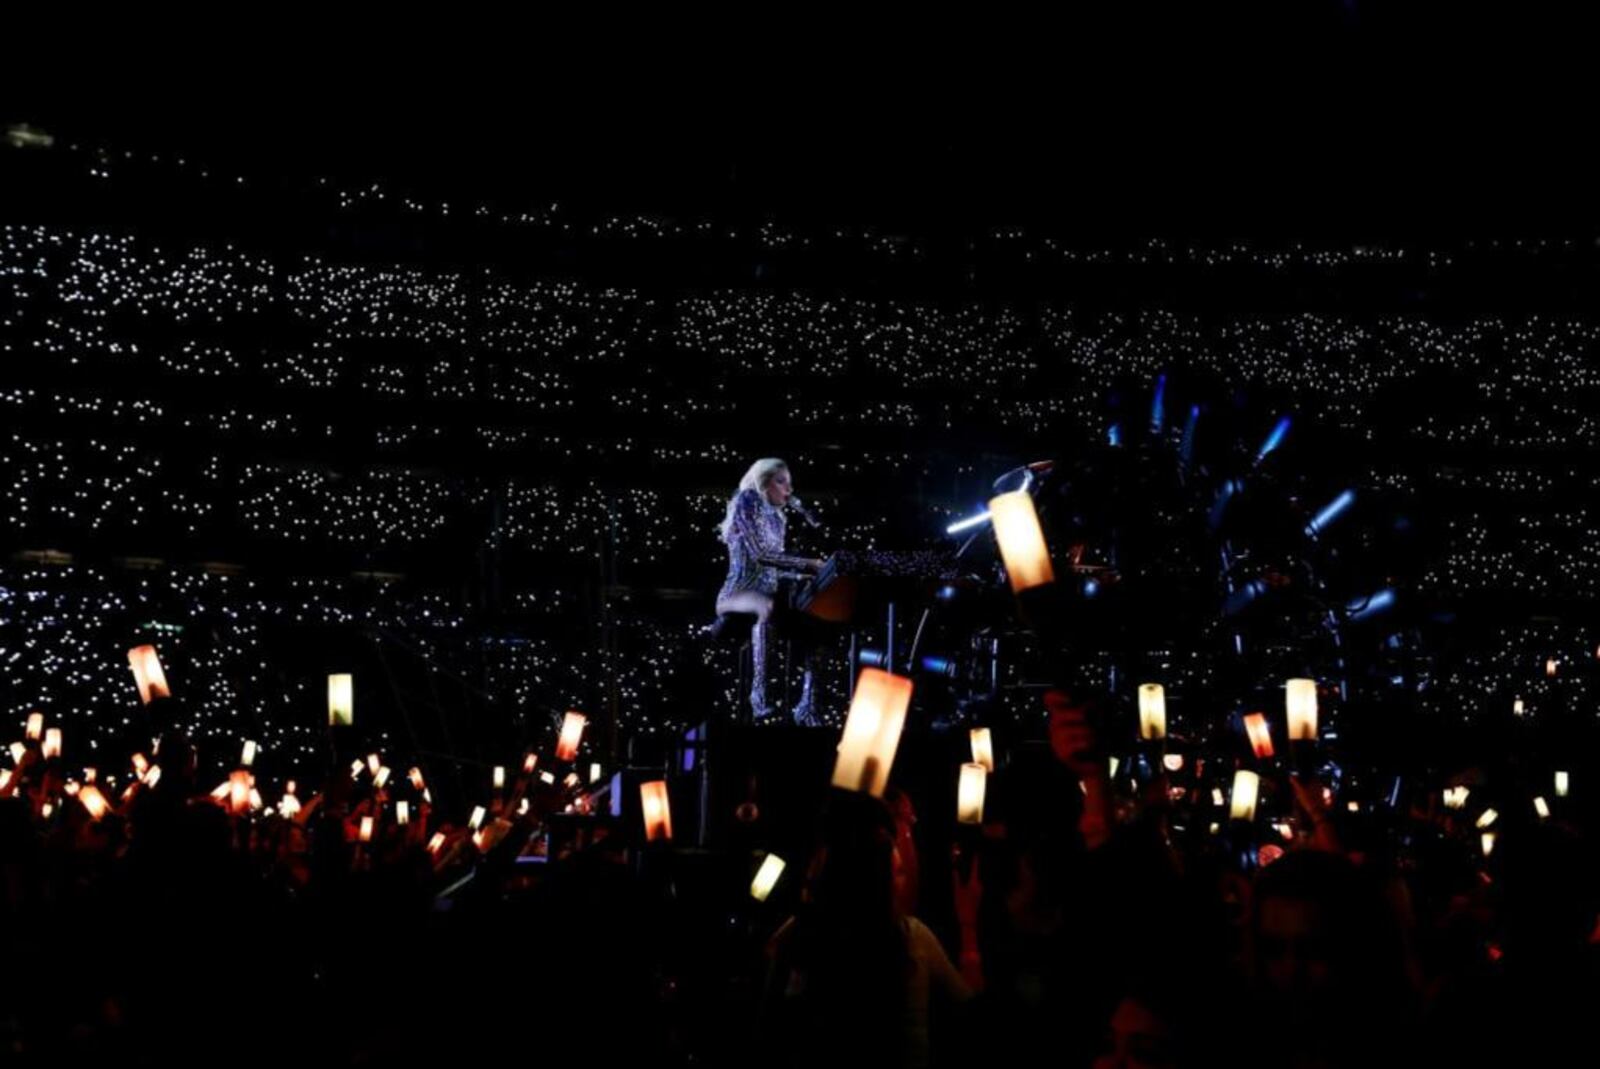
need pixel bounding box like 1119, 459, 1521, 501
5, 6, 1595, 240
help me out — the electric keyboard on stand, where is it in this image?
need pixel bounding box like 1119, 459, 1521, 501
790, 549, 961, 623
756, 552, 827, 579
758, 549, 962, 692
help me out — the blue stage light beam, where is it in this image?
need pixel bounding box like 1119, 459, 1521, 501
1256, 416, 1291, 463
1179, 404, 1200, 468
1346, 588, 1395, 623
945, 510, 992, 535
1209, 478, 1242, 529
1305, 489, 1356, 539
1150, 374, 1167, 433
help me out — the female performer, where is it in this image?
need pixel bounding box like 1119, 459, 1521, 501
717, 457, 821, 725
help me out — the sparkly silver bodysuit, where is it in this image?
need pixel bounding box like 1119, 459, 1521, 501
718, 488, 786, 601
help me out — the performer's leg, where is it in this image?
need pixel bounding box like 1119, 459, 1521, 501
749, 620, 774, 720
783, 610, 826, 727
791, 656, 821, 727
717, 591, 774, 720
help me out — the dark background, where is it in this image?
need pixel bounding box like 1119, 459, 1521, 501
2, 10, 1598, 784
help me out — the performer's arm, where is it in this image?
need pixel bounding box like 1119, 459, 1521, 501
729, 489, 782, 558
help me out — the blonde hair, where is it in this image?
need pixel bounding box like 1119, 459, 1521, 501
719, 458, 788, 541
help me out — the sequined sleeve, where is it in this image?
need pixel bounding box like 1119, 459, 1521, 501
728, 489, 783, 559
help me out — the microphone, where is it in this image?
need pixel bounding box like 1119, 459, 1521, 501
788, 496, 822, 528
